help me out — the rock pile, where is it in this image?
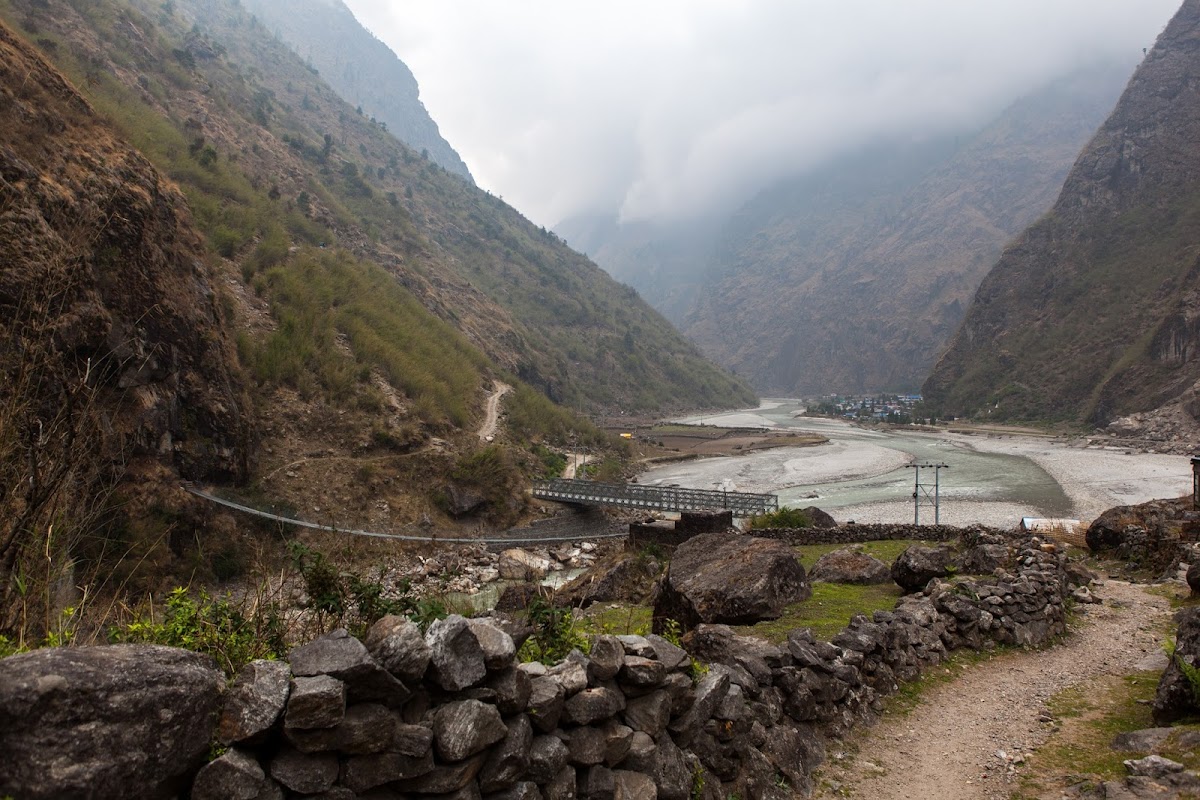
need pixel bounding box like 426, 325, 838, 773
376, 543, 601, 601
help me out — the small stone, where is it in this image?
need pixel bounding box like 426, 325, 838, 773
1124, 755, 1186, 778
268, 746, 338, 794
528, 734, 570, 783
434, 699, 508, 762
468, 619, 517, 670
286, 675, 346, 730
612, 769, 657, 800
364, 616, 432, 682
479, 714, 534, 793
427, 616, 488, 691
341, 751, 435, 792
527, 676, 566, 733
218, 660, 291, 745
191, 748, 265, 800
564, 687, 627, 726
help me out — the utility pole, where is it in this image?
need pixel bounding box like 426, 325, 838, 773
906, 463, 949, 524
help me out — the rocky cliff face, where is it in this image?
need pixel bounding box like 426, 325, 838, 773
0, 20, 249, 482
924, 0, 1200, 424
239, 0, 473, 182
682, 65, 1133, 395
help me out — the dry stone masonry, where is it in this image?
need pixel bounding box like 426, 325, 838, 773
0, 535, 1077, 800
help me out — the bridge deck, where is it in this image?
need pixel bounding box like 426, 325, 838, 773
532, 478, 778, 517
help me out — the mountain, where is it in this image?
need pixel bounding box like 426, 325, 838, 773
0, 0, 755, 596
0, 18, 251, 620
924, 0, 1200, 425
239, 0, 473, 182
563, 64, 1134, 396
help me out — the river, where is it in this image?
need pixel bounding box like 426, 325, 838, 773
639, 400, 1191, 527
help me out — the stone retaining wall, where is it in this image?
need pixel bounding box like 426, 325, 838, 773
0, 540, 1071, 800
750, 523, 969, 545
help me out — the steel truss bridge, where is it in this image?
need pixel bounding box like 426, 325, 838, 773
532, 478, 778, 517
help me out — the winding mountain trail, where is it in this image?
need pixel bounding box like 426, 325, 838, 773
479, 381, 512, 442
814, 580, 1171, 800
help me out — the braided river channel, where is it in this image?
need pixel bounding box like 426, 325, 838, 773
639, 400, 1192, 527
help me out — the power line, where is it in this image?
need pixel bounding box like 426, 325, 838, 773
905, 463, 949, 524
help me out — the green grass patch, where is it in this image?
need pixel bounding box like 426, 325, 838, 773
579, 603, 653, 637
1015, 671, 1186, 795
735, 582, 904, 643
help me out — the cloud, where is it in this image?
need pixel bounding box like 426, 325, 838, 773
343, 0, 1179, 227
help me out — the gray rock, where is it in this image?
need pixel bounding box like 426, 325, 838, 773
289, 629, 410, 706
286, 675, 346, 729
761, 724, 821, 794
579, 765, 616, 800
547, 659, 589, 695
603, 723, 634, 767
468, 618, 518, 670
1112, 728, 1175, 753
499, 548, 553, 580
644, 636, 690, 671
219, 659, 291, 745
621, 732, 658, 772
341, 750, 435, 792
667, 672, 730, 746
1124, 755, 1186, 778
428, 615, 489, 691
543, 765, 577, 800
527, 676, 567, 732
652, 533, 811, 628
569, 725, 609, 765
809, 548, 891, 585
891, 545, 956, 592
396, 752, 487, 794
486, 781, 544, 800
1154, 607, 1200, 724
364, 616, 432, 682
528, 734, 570, 783
191, 748, 265, 800
394, 722, 434, 756
619, 656, 667, 689
617, 635, 656, 658
589, 635, 626, 680
285, 702, 396, 754
479, 714, 534, 793
651, 736, 691, 800
435, 699, 509, 762
0, 644, 224, 800
268, 745, 338, 794
483, 667, 534, 715
1189, 562, 1200, 596
622, 691, 671, 738
564, 687, 627, 726
613, 769, 657, 800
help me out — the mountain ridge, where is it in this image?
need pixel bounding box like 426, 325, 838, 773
923, 0, 1200, 425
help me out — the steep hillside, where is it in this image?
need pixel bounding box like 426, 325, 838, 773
924, 0, 1200, 425
0, 0, 752, 419
682, 65, 1132, 395
0, 18, 250, 622
238, 0, 473, 182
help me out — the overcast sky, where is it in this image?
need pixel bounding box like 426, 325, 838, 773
342, 1, 1179, 229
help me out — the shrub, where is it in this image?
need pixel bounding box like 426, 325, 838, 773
748, 506, 814, 530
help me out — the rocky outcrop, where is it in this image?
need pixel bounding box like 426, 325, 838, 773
1085, 497, 1195, 576
809, 548, 891, 584
0, 645, 225, 800
925, 0, 1200, 424
652, 533, 811, 630
1153, 607, 1200, 724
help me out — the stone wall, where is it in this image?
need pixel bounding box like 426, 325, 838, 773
0, 542, 1071, 800
750, 523, 968, 545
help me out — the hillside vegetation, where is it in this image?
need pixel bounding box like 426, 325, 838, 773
924, 0, 1200, 424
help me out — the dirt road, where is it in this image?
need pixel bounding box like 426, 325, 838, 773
814, 580, 1171, 800
479, 381, 511, 442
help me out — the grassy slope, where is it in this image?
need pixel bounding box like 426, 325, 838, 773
1, 0, 753, 437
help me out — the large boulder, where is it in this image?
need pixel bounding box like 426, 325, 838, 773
1086, 506, 1137, 552
1154, 607, 1200, 725
498, 549, 553, 581
652, 533, 810, 630
808, 548, 890, 584
556, 553, 662, 608
891, 545, 956, 592
0, 644, 225, 799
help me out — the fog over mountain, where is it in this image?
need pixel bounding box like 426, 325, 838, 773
343, 1, 1177, 230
